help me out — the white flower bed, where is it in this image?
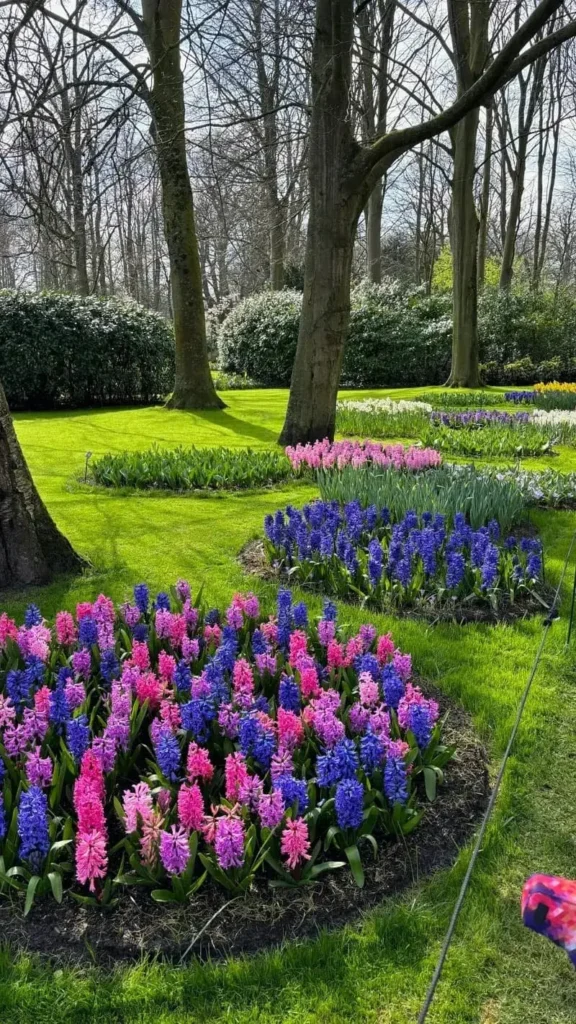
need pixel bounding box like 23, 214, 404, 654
337, 398, 432, 414
532, 409, 576, 425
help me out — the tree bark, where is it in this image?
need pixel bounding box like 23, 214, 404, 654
142, 0, 223, 410
279, 0, 359, 445
366, 183, 383, 284
446, 110, 482, 387
477, 105, 492, 289
0, 383, 85, 588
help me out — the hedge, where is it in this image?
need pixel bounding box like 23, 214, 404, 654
0, 291, 175, 410
218, 284, 576, 388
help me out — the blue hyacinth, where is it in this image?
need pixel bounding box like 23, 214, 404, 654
181, 698, 216, 742
292, 601, 308, 629
100, 649, 120, 684
407, 704, 433, 749
382, 664, 405, 710
66, 715, 90, 762
334, 738, 359, 779
24, 604, 42, 628
133, 583, 149, 613
132, 623, 149, 642
335, 778, 364, 830
49, 683, 70, 728
239, 715, 276, 769
78, 616, 98, 648
322, 599, 338, 622
0, 795, 5, 842
360, 731, 385, 773
154, 592, 171, 611
275, 774, 309, 815
154, 728, 181, 781
251, 629, 268, 655
316, 748, 341, 788
384, 755, 409, 805
279, 675, 301, 712
18, 786, 50, 873
174, 660, 192, 693
446, 552, 465, 589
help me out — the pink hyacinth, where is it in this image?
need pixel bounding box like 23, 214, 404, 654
258, 789, 285, 829
169, 614, 187, 647
232, 658, 254, 706
277, 708, 304, 751
260, 620, 278, 645
76, 829, 108, 892
204, 624, 222, 646
3, 722, 29, 757
131, 641, 150, 671
25, 747, 53, 788
158, 651, 176, 681
140, 808, 164, 866
288, 630, 308, 665
122, 782, 154, 832
359, 673, 380, 706
135, 671, 164, 708
369, 705, 391, 739
55, 611, 76, 645
0, 695, 16, 728
345, 635, 364, 662
214, 815, 245, 870
327, 640, 345, 669
377, 634, 395, 664
76, 602, 93, 621
225, 752, 249, 801
285, 439, 441, 473
178, 783, 204, 832
160, 825, 190, 875
280, 818, 311, 871
159, 699, 181, 730
0, 613, 17, 648
186, 741, 214, 782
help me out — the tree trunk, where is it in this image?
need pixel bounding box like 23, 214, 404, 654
279, 0, 358, 445
269, 197, 285, 290
0, 383, 85, 588
446, 110, 482, 387
499, 163, 524, 290
366, 183, 383, 284
142, 0, 223, 411
477, 105, 492, 289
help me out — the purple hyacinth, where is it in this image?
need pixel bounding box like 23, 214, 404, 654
214, 816, 245, 869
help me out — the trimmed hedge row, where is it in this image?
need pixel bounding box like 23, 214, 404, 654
218, 284, 576, 388
0, 291, 175, 410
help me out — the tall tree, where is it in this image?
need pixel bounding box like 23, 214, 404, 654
5, 0, 224, 410
0, 382, 84, 587
279, 0, 576, 444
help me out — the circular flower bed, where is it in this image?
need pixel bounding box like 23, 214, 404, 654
0, 585, 457, 914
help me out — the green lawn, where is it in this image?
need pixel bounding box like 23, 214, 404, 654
2, 388, 576, 1023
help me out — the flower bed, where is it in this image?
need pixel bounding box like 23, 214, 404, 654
263, 502, 545, 620
505, 391, 537, 404
89, 445, 294, 492
316, 463, 527, 532
286, 439, 441, 473
0, 585, 455, 912
534, 381, 576, 393
421, 391, 505, 408
429, 410, 531, 427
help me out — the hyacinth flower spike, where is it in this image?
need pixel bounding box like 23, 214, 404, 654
522, 873, 576, 967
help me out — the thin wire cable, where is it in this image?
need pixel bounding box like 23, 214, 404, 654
417, 526, 576, 1024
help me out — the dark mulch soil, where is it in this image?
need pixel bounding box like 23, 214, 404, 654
239, 538, 554, 625
0, 689, 488, 967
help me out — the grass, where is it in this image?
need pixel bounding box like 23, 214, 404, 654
3, 387, 576, 1022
